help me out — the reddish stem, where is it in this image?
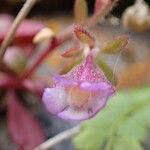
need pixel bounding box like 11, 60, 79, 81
21, 38, 58, 79
22, 79, 46, 97
0, 75, 44, 97
22, 26, 73, 79
0, 75, 23, 90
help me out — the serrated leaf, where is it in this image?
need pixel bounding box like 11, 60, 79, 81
73, 86, 150, 150
74, 0, 88, 23
101, 35, 129, 54
112, 136, 142, 150
74, 26, 95, 46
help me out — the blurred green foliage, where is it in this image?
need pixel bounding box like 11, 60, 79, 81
73, 86, 150, 150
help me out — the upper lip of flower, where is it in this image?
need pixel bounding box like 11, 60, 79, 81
53, 74, 115, 92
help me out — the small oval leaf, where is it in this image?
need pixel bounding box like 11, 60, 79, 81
101, 35, 129, 54
74, 26, 95, 46
61, 47, 82, 58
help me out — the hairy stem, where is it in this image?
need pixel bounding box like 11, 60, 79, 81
34, 125, 81, 150
0, 0, 38, 64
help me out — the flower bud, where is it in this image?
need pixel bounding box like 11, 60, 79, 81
33, 28, 55, 44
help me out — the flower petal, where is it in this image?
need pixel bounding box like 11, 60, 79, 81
80, 81, 114, 91
53, 75, 78, 87
58, 107, 89, 121
64, 54, 107, 83
88, 88, 115, 117
58, 98, 107, 121
57, 82, 115, 120
90, 97, 108, 117
42, 88, 68, 114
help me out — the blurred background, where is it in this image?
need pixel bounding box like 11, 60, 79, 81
0, 0, 150, 150
0, 0, 150, 16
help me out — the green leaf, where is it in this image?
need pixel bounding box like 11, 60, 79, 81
73, 86, 150, 150
101, 35, 129, 54
96, 58, 117, 85
112, 136, 142, 150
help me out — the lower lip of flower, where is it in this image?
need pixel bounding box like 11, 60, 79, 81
67, 86, 98, 109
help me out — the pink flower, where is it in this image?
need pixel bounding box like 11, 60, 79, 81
42, 54, 115, 120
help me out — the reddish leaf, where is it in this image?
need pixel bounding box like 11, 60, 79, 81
74, 26, 95, 46
6, 92, 45, 150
